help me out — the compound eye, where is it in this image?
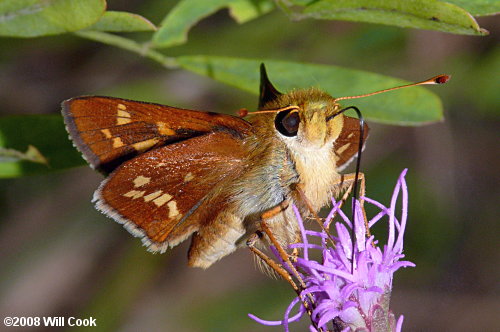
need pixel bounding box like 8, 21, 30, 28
275, 109, 300, 137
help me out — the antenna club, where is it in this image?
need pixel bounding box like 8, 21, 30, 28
434, 74, 451, 84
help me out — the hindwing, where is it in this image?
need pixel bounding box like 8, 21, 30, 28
93, 131, 248, 252
334, 116, 369, 171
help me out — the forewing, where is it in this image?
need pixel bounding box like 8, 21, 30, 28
334, 115, 369, 171
62, 96, 251, 174
94, 131, 248, 252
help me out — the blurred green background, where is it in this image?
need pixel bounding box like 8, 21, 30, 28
0, 1, 499, 331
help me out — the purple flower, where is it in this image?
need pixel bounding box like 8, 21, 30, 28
249, 169, 415, 331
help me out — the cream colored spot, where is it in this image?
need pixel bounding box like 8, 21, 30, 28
133, 138, 159, 152
117, 109, 130, 118
167, 200, 180, 219
144, 190, 163, 202
336, 143, 351, 154
157, 122, 176, 136
101, 129, 112, 138
184, 172, 194, 182
153, 193, 173, 207
112, 137, 124, 148
133, 175, 150, 187
117, 117, 131, 125
117, 108, 132, 125
124, 190, 145, 199
347, 133, 355, 139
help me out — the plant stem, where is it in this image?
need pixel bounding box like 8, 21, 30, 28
74, 31, 179, 69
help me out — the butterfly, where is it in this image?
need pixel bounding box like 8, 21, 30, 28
62, 63, 447, 268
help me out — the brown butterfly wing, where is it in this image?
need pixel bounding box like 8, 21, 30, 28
62, 96, 251, 174
334, 115, 369, 171
94, 130, 248, 252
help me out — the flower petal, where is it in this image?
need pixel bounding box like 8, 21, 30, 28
250, 170, 413, 331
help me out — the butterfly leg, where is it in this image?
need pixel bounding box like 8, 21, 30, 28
246, 232, 299, 291
247, 204, 321, 331
246, 202, 298, 267
245, 199, 304, 284
294, 185, 337, 247
261, 199, 289, 220
258, 202, 311, 290
338, 172, 366, 201
290, 240, 301, 263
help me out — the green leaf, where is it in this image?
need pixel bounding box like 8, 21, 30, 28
227, 0, 274, 23
459, 47, 500, 116
152, 0, 273, 48
299, 0, 487, 36
86, 11, 157, 32
0, 0, 106, 37
0, 115, 85, 178
177, 56, 445, 125
445, 0, 500, 16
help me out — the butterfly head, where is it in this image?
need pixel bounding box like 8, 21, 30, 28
265, 88, 345, 149
257, 64, 351, 150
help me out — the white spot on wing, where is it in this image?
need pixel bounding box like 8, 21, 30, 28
336, 143, 351, 154
133, 175, 151, 187
101, 129, 112, 138
117, 107, 131, 125
184, 172, 194, 182
133, 138, 159, 152
157, 122, 175, 135
153, 193, 172, 207
167, 200, 180, 218
92, 178, 196, 255
117, 117, 131, 125
112, 137, 124, 148
144, 190, 163, 202
123, 190, 145, 199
